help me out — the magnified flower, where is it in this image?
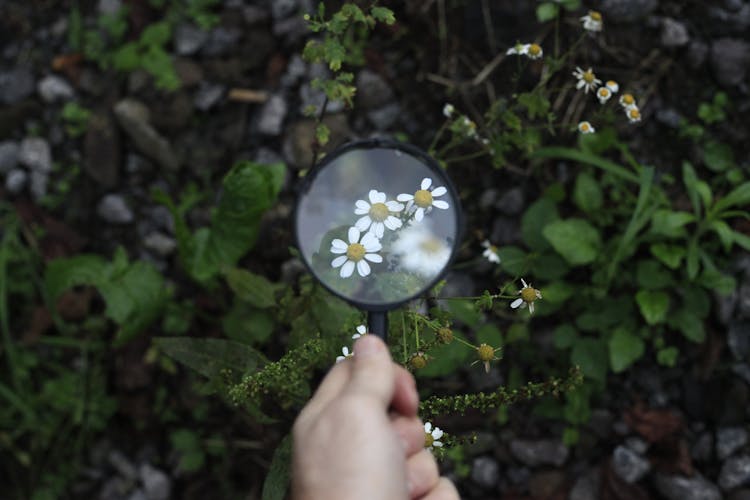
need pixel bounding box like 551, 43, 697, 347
510, 278, 543, 315
573, 67, 601, 94
424, 422, 444, 450
443, 103, 455, 118
578, 121, 595, 134
354, 190, 405, 238
330, 227, 383, 278
351, 324, 367, 340
619, 93, 636, 109
606, 80, 619, 93
482, 240, 501, 264
580, 10, 603, 32
597, 86, 613, 104
397, 178, 450, 222
626, 106, 642, 123
335, 346, 352, 363
392, 225, 451, 278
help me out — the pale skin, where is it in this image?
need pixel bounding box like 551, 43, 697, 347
292, 335, 460, 500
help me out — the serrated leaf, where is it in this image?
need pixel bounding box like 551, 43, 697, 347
635, 290, 670, 325
687, 240, 699, 279
543, 218, 601, 266
609, 328, 645, 372
573, 172, 603, 213
571, 338, 608, 382
225, 268, 278, 308
650, 243, 685, 270
521, 198, 559, 250
154, 337, 267, 379
45, 255, 107, 298
262, 435, 292, 500
370, 6, 395, 24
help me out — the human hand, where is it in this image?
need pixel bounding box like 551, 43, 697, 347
292, 334, 460, 500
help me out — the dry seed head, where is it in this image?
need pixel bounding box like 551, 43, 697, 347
477, 343, 496, 362
409, 352, 428, 370
437, 327, 454, 344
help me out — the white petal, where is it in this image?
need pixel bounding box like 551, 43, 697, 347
356, 260, 371, 277
331, 246, 346, 254
342, 346, 350, 356
373, 222, 384, 239
432, 428, 444, 439
421, 178, 432, 190
361, 232, 380, 250
432, 200, 449, 209
414, 208, 424, 222
331, 255, 348, 268
354, 207, 369, 215
357, 325, 367, 334
576, 80, 585, 89
521, 278, 528, 288
355, 216, 372, 231
431, 186, 447, 197
386, 200, 404, 212
351, 334, 361, 339
529, 302, 535, 315
355, 200, 370, 210
348, 227, 360, 244
511, 298, 524, 309
384, 216, 402, 230
372, 191, 386, 203
331, 239, 347, 250
397, 193, 414, 202
364, 253, 383, 263
336, 356, 345, 363
340, 260, 355, 278
424, 422, 432, 432
433, 441, 443, 448
368, 189, 380, 203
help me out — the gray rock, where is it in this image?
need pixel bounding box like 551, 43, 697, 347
717, 289, 738, 325
98, 0, 122, 15
625, 437, 649, 454
367, 103, 401, 131
600, 0, 658, 23
721, 455, 750, 490
201, 27, 241, 57
495, 187, 524, 215
506, 465, 530, 485
149, 206, 175, 234
273, 16, 309, 45
724, 0, 745, 12
656, 107, 683, 128
588, 409, 614, 439
729, 322, 750, 360
98, 476, 131, 500
356, 69, 394, 110
298, 83, 345, 114
612, 445, 650, 483
282, 115, 351, 168
718, 427, 749, 460
85, 111, 120, 188
693, 432, 715, 462
570, 468, 601, 500
710, 38, 750, 87
37, 75, 74, 103
470, 456, 499, 489
280, 257, 305, 284
654, 473, 721, 500
271, 0, 298, 20
0, 141, 19, 174
739, 285, 750, 318
257, 94, 288, 136
281, 54, 307, 88
661, 18, 690, 48
139, 464, 171, 500
193, 83, 224, 111
143, 232, 176, 257
29, 171, 48, 201
114, 99, 180, 170
708, 5, 750, 34
108, 450, 138, 480
5, 169, 27, 193
126, 490, 148, 500
687, 40, 710, 69
509, 438, 568, 467
97, 194, 134, 224
174, 23, 208, 56
479, 189, 497, 211
18, 137, 52, 173
0, 68, 35, 104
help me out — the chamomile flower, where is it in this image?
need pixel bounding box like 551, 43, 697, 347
354, 190, 405, 238
578, 121, 595, 134
506, 43, 543, 60
482, 240, 501, 264
443, 103, 455, 118
506, 42, 526, 56
335, 346, 352, 363
330, 227, 383, 278
397, 178, 450, 222
510, 278, 543, 315
626, 106, 642, 123
392, 225, 451, 278
472, 343, 503, 373
596, 86, 613, 104
573, 67, 601, 94
619, 93, 636, 109
463, 117, 478, 138
580, 10, 603, 32
351, 324, 367, 340
606, 80, 619, 93
424, 422, 444, 450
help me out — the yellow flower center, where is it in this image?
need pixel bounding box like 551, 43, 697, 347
409, 353, 427, 370
424, 432, 434, 448
590, 11, 602, 21
598, 88, 609, 97
607, 80, 617, 88
346, 243, 366, 261
580, 122, 590, 132
414, 189, 433, 208
629, 108, 641, 119
369, 202, 390, 222
529, 44, 541, 56
622, 94, 635, 105
477, 343, 495, 362
583, 71, 595, 83
521, 286, 538, 302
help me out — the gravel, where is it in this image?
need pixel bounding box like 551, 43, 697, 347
717, 427, 749, 460
661, 17, 690, 48
37, 74, 75, 103
18, 137, 52, 173
4, 168, 27, 193
612, 445, 651, 483
0, 67, 35, 104
710, 38, 750, 87
654, 473, 722, 500
509, 438, 569, 467
114, 99, 180, 170
97, 194, 135, 224
174, 23, 209, 56
257, 94, 288, 136
470, 456, 499, 489
721, 455, 750, 490
0, 141, 19, 174
139, 463, 171, 500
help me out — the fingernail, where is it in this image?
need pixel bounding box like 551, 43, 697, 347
354, 335, 383, 357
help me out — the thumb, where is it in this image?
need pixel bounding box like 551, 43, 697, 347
344, 335, 396, 408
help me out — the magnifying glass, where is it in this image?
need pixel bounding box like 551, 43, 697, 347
294, 139, 463, 340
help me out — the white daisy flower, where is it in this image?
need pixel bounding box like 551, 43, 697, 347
354, 190, 405, 239
578, 121, 595, 134
424, 422, 444, 450
510, 278, 543, 315
335, 346, 352, 363
330, 227, 383, 278
626, 106, 642, 123
443, 103, 455, 118
506, 42, 527, 56
619, 93, 636, 109
397, 178, 450, 222
506, 43, 543, 60
482, 240, 501, 264
606, 80, 619, 93
351, 324, 367, 340
596, 87, 613, 104
391, 225, 451, 278
580, 10, 603, 32
573, 67, 601, 94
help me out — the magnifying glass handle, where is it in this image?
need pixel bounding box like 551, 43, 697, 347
368, 311, 388, 341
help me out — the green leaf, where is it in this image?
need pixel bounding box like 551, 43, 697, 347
682, 161, 702, 215
222, 303, 275, 345
531, 147, 640, 184
668, 308, 705, 343
573, 172, 603, 213
154, 337, 268, 379
497, 246, 527, 275
521, 198, 559, 250
650, 210, 695, 237
553, 324, 577, 349
543, 218, 602, 266
635, 290, 670, 325
517, 92, 550, 120
650, 243, 685, 270
733, 230, 750, 251
536, 3, 559, 22
417, 341, 472, 377
315, 123, 330, 146
687, 240, 699, 279
262, 435, 292, 500
657, 346, 679, 367
560, 0, 582, 10
697, 268, 736, 295
370, 6, 396, 24
682, 287, 710, 319
530, 252, 570, 280
636, 260, 674, 289
540, 281, 573, 303
608, 328, 645, 372
703, 140, 734, 172
170, 429, 205, 472
476, 324, 503, 346
571, 338, 608, 382
45, 255, 107, 299
713, 182, 750, 214
139, 21, 172, 47
225, 268, 278, 308
710, 219, 734, 252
